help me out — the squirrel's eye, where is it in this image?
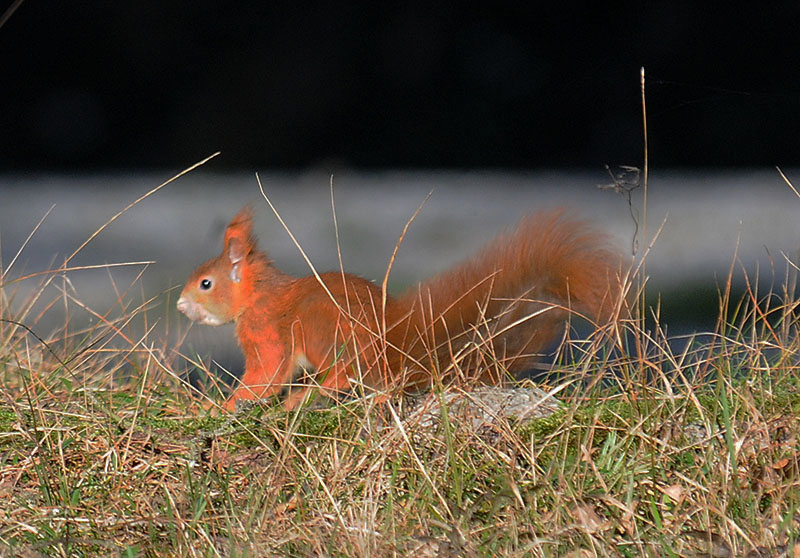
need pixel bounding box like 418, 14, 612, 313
200, 278, 213, 290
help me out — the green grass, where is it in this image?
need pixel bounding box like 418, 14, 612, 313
2, 279, 800, 557
2, 175, 800, 556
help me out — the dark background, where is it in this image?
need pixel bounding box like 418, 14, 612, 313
1, 2, 799, 171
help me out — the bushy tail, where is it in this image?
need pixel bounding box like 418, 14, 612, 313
395, 210, 621, 381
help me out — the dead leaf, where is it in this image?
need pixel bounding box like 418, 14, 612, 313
661, 483, 684, 504
772, 458, 790, 470
569, 503, 611, 534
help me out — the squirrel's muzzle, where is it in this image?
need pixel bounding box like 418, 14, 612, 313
177, 296, 226, 326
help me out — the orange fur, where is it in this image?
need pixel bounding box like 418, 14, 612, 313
177, 206, 621, 410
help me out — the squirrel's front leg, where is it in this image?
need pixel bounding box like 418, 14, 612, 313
225, 350, 355, 411
224, 346, 290, 411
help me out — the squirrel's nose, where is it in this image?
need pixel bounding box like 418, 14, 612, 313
177, 297, 190, 314
177, 296, 199, 322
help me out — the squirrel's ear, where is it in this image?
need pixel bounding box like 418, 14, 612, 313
224, 206, 255, 266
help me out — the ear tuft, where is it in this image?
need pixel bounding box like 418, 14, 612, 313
224, 206, 256, 264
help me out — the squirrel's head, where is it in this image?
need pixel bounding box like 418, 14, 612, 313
177, 207, 255, 326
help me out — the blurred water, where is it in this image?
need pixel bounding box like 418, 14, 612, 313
1, 169, 799, 365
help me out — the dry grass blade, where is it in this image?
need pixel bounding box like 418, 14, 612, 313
0, 0, 24, 30
257, 172, 341, 311
64, 151, 220, 266
777, 166, 800, 200
4, 261, 156, 288
380, 190, 432, 317
1, 204, 55, 283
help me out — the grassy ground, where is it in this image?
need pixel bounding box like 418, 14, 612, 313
1, 174, 800, 557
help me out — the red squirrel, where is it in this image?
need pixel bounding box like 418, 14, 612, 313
177, 206, 620, 410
